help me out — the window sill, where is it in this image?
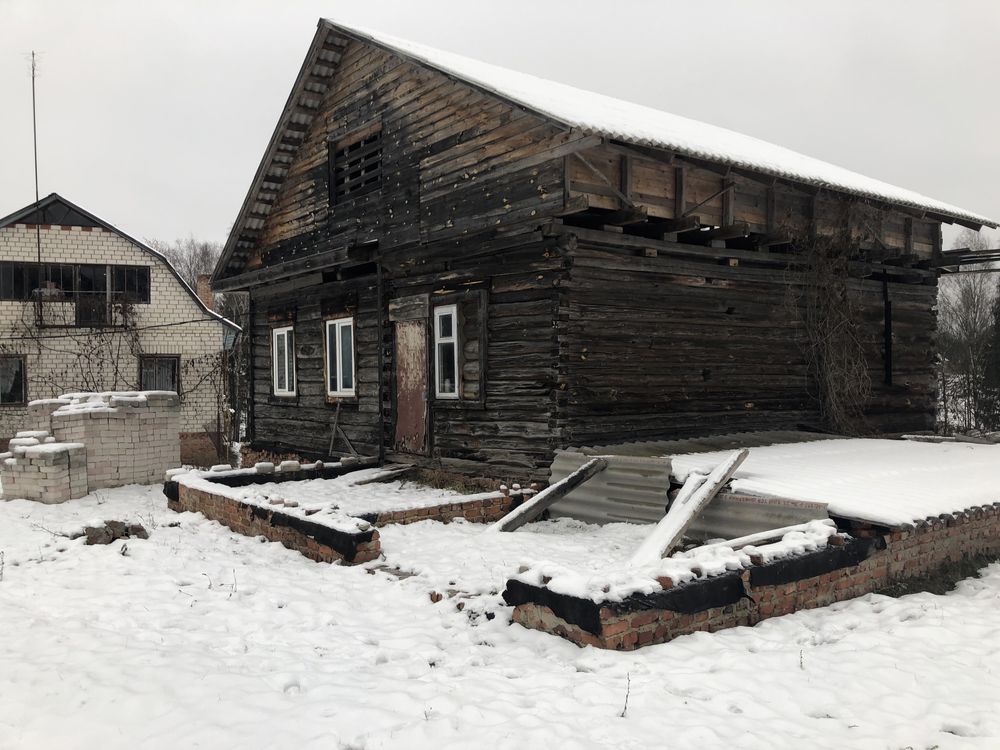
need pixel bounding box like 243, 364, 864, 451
325, 394, 358, 404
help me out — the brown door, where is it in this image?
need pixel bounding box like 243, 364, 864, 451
393, 319, 428, 454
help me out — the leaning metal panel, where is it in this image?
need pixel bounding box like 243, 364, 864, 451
686, 492, 828, 541
548, 450, 672, 525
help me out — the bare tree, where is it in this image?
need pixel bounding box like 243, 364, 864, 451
147, 236, 221, 289
937, 228, 998, 432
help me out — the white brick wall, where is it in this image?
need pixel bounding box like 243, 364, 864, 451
0, 224, 232, 436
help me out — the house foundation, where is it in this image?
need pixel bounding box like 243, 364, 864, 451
504, 507, 1000, 650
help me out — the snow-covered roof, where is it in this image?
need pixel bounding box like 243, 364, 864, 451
671, 438, 1000, 528
326, 19, 996, 228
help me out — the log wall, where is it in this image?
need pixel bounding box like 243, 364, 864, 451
249, 268, 382, 457
555, 238, 936, 447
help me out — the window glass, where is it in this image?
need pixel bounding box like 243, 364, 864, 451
275, 333, 287, 391
325, 318, 355, 396
340, 323, 354, 391
273, 326, 295, 395
140, 357, 178, 392
434, 305, 459, 398
0, 358, 25, 404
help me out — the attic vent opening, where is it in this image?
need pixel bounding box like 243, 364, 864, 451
328, 123, 383, 206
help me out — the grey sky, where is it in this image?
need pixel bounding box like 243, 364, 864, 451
1, 0, 997, 249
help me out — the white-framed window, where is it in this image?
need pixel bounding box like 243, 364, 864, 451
325, 317, 356, 397
271, 325, 296, 396
434, 304, 459, 399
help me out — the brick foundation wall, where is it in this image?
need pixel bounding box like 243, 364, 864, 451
168, 483, 380, 564
360, 492, 523, 527
165, 466, 531, 564
506, 504, 1000, 650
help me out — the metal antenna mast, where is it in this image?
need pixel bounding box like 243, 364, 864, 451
31, 51, 41, 264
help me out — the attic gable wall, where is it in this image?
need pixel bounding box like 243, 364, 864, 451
240, 35, 581, 274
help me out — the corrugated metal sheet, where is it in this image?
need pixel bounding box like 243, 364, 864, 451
548, 450, 672, 525
686, 492, 828, 541
548, 432, 834, 530
576, 431, 835, 458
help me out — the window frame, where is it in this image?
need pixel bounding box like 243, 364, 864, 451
0, 355, 27, 406
324, 316, 356, 398
271, 325, 296, 397
139, 355, 181, 394
433, 304, 460, 400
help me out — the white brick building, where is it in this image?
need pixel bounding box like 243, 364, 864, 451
0, 194, 239, 464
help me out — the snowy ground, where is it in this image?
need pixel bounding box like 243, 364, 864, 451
3, 486, 1000, 749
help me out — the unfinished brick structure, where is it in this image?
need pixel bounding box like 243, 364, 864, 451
165, 462, 530, 565
167, 482, 381, 564
505, 507, 1000, 650
0, 391, 181, 502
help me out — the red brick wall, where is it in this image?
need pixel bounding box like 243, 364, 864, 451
169, 484, 380, 564
369, 493, 521, 526
511, 504, 1000, 650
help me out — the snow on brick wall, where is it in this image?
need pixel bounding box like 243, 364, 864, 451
0, 224, 228, 437
509, 508, 1000, 650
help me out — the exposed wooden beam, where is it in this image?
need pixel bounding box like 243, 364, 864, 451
722, 179, 735, 226
571, 152, 635, 208
620, 154, 633, 205
680, 221, 750, 243
681, 182, 735, 219
674, 167, 685, 218
598, 206, 648, 226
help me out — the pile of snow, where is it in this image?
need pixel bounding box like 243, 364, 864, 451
2, 485, 1000, 748
671, 438, 1000, 527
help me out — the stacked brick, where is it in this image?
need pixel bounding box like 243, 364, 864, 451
508, 504, 1000, 650
28, 391, 182, 491
0, 391, 181, 503
0, 433, 87, 503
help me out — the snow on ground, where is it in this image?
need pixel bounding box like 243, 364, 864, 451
672, 438, 1000, 527
376, 517, 647, 607
190, 468, 468, 518
3, 485, 1000, 748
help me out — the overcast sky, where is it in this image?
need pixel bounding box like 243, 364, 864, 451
1, 0, 997, 249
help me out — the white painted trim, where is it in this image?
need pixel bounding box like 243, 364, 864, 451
324, 317, 356, 397
434, 304, 459, 399
271, 325, 296, 396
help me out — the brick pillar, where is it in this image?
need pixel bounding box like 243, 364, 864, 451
196, 275, 214, 311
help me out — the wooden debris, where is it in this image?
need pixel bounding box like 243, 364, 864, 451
487, 457, 608, 532
628, 449, 748, 567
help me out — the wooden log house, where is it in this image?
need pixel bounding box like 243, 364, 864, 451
212, 19, 996, 480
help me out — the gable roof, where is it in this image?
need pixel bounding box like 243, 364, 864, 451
216, 18, 996, 283
0, 193, 240, 331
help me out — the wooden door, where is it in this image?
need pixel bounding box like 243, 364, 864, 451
393, 319, 428, 454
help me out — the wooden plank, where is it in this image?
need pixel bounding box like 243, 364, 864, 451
388, 294, 429, 321
488, 457, 608, 532
627, 449, 749, 566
